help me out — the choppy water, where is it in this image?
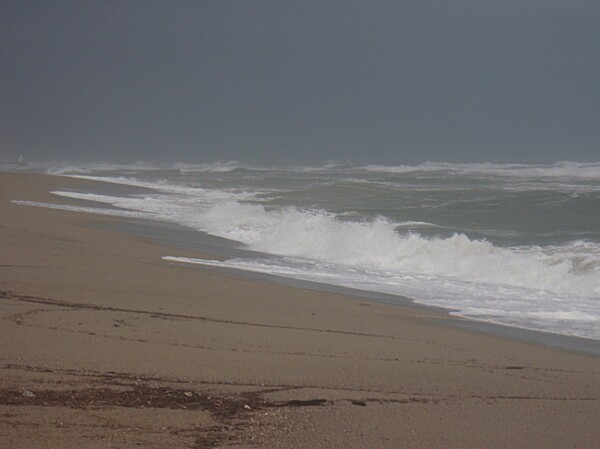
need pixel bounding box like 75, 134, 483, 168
9, 161, 600, 340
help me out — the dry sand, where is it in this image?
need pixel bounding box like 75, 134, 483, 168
1, 173, 599, 448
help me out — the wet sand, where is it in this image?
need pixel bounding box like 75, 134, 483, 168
1, 173, 599, 448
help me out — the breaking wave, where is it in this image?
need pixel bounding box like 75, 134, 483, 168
37, 189, 600, 299
362, 161, 600, 179
11, 160, 600, 339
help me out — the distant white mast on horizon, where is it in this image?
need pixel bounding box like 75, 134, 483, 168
18, 153, 23, 163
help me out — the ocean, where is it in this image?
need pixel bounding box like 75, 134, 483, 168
10, 161, 600, 340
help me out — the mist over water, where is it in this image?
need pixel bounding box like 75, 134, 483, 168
10, 161, 600, 340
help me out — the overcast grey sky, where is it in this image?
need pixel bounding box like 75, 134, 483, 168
1, 1, 599, 164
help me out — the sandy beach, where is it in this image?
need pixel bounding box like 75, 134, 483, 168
1, 172, 599, 448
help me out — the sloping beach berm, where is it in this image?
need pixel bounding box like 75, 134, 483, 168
1, 173, 599, 448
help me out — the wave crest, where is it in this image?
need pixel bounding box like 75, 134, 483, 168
187, 201, 600, 298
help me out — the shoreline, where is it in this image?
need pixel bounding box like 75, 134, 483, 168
126, 217, 600, 356
11, 168, 600, 346
1, 172, 599, 448
18, 173, 600, 356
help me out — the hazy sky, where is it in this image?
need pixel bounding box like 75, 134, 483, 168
1, 1, 599, 164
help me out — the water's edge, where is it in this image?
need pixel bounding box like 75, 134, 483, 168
100, 217, 600, 357
13, 172, 600, 357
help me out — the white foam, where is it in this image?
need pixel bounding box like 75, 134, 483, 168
362, 161, 600, 179
162, 255, 600, 340
174, 201, 600, 298
45, 161, 168, 175
43, 184, 600, 297
36, 160, 600, 179
44, 160, 270, 176
44, 188, 600, 299
14, 162, 600, 340
394, 221, 440, 228
11, 200, 152, 219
